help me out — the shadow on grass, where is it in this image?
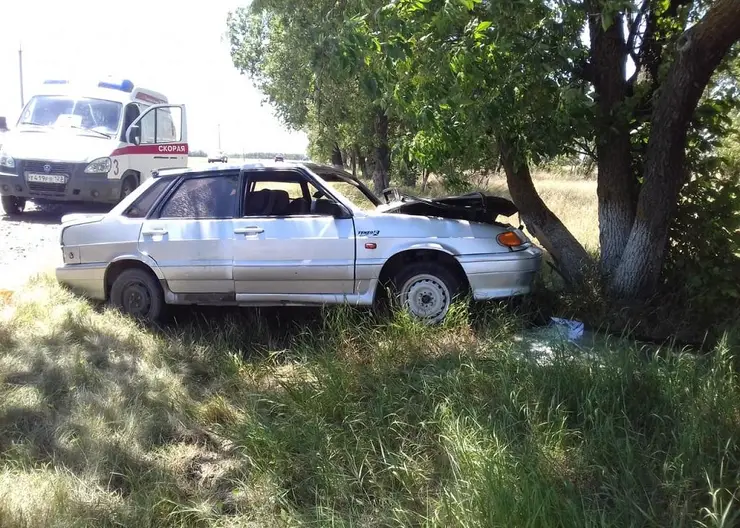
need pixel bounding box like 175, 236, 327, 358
2, 278, 738, 526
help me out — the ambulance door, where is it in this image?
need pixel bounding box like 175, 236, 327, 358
125, 104, 188, 182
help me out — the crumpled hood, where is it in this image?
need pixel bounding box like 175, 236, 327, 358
375, 191, 519, 225
0, 128, 117, 163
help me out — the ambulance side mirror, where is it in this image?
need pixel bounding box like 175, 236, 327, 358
126, 124, 141, 145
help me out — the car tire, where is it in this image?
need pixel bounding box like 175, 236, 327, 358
390, 262, 463, 324
1, 196, 26, 216
119, 176, 138, 201
110, 268, 165, 323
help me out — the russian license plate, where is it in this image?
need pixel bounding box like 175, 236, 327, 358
26, 172, 67, 184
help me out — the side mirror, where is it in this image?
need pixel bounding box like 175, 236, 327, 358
126, 124, 141, 145
315, 199, 351, 218
381, 187, 400, 204
329, 202, 351, 219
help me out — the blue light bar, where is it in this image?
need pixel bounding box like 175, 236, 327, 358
98, 79, 135, 93
43, 79, 69, 85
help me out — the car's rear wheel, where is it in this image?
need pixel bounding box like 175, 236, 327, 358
110, 268, 164, 322
391, 262, 463, 324
1, 196, 26, 216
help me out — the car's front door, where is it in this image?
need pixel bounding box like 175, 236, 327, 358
232, 169, 356, 299
138, 171, 238, 295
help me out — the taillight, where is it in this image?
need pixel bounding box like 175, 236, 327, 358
497, 230, 524, 248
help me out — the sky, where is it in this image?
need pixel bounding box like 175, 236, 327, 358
0, 0, 308, 154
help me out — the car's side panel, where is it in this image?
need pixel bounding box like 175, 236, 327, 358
58, 217, 146, 299
232, 216, 355, 296
137, 218, 234, 293
457, 247, 542, 299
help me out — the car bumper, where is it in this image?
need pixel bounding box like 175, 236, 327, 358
457, 246, 543, 300
55, 264, 107, 300
0, 160, 122, 204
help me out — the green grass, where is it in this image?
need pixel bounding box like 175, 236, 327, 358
0, 275, 738, 526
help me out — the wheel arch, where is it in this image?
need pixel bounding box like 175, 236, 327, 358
376, 248, 470, 299
104, 256, 163, 300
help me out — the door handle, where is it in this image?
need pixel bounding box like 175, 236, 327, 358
142, 228, 168, 236
234, 227, 264, 235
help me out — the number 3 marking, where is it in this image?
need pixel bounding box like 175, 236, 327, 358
113, 159, 119, 176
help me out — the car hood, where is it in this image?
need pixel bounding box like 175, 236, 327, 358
1, 128, 116, 163
377, 191, 518, 225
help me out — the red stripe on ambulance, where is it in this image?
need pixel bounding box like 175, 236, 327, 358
111, 143, 189, 156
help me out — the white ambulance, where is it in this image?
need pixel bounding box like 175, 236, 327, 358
0, 78, 187, 215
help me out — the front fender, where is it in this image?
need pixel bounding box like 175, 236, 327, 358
384, 241, 460, 258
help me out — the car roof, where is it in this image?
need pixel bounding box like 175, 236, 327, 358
154, 160, 342, 178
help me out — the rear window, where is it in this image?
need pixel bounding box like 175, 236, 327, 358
123, 178, 173, 218
159, 174, 239, 219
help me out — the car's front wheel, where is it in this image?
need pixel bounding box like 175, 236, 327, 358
391, 262, 463, 324
110, 268, 164, 322
1, 196, 26, 216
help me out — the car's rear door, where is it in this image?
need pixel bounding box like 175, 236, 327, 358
232, 168, 356, 299
138, 171, 238, 295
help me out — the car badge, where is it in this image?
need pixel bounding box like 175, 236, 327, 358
43, 164, 52, 173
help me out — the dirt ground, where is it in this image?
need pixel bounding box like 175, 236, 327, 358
0, 201, 111, 290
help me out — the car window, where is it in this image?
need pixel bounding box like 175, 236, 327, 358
160, 174, 238, 219
123, 178, 173, 218
252, 181, 304, 199
243, 172, 337, 217
325, 181, 377, 211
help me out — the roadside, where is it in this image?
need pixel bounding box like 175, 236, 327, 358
0, 203, 90, 292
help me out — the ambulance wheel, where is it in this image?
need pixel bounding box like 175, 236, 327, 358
1, 196, 25, 216
120, 176, 138, 201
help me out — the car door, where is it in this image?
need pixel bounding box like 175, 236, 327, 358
138, 171, 238, 295
124, 104, 188, 182
232, 168, 356, 298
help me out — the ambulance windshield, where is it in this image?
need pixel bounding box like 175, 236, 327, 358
18, 96, 123, 137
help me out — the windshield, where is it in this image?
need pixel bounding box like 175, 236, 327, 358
18, 95, 122, 136
310, 166, 381, 211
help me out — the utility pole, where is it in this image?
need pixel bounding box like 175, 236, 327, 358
18, 42, 25, 108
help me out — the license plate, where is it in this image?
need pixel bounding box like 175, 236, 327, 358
26, 172, 67, 184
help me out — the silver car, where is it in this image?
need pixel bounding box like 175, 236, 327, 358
55, 162, 542, 323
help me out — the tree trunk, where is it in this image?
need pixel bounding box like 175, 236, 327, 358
587, 6, 637, 277
331, 142, 343, 167
610, 0, 740, 299
421, 168, 430, 191
351, 145, 358, 176
499, 137, 591, 286
372, 109, 390, 194
358, 154, 368, 179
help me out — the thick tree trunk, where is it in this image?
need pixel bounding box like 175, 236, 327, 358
499, 138, 591, 286
610, 0, 740, 299
331, 142, 343, 167
372, 109, 390, 194
587, 6, 637, 277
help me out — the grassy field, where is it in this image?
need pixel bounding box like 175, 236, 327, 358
0, 275, 738, 527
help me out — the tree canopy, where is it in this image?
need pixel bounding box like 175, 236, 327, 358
228, 0, 740, 312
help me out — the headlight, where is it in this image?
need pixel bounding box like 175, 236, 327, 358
84, 157, 111, 173
0, 149, 15, 169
